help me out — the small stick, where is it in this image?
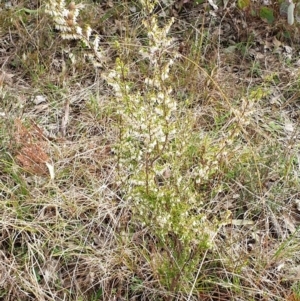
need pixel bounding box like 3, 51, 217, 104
60, 99, 70, 137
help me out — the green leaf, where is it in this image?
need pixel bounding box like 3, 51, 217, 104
237, 0, 250, 10
259, 6, 275, 24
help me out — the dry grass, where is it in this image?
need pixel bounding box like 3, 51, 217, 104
1, 0, 300, 300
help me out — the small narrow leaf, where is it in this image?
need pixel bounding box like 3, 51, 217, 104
46, 162, 55, 180
237, 0, 250, 10
259, 6, 275, 23
287, 2, 295, 25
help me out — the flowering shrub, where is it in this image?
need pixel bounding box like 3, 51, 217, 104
104, 2, 219, 246
45, 0, 255, 294
45, 0, 104, 65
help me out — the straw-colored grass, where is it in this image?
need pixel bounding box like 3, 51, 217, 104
1, 0, 300, 300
